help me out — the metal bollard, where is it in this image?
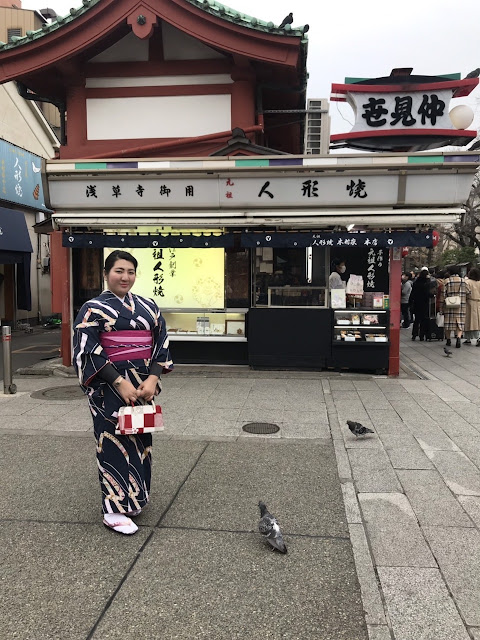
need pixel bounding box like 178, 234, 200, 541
2, 326, 17, 395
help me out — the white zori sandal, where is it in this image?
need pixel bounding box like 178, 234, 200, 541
103, 513, 139, 535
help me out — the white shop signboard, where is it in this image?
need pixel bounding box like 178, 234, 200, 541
47, 174, 399, 209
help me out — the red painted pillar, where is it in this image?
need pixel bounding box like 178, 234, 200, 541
50, 231, 72, 366
388, 248, 402, 377
230, 68, 256, 132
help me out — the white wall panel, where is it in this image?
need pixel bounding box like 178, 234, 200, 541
86, 95, 232, 140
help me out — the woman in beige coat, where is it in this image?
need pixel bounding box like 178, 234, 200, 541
464, 267, 480, 346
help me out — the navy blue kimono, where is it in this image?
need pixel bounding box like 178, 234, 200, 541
73, 290, 173, 515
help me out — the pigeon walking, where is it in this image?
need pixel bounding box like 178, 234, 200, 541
258, 501, 287, 554
347, 420, 374, 438
444, 346, 452, 357
464, 68, 480, 79
278, 12, 293, 29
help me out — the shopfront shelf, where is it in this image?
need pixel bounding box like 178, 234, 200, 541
332, 341, 390, 346
334, 325, 387, 329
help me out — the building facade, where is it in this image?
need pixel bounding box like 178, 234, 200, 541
0, 0, 475, 373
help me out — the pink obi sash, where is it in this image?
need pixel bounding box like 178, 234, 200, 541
100, 330, 153, 362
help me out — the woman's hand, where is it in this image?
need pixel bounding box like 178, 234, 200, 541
117, 379, 139, 405
136, 375, 159, 402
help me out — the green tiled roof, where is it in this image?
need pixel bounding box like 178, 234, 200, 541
0, 0, 308, 52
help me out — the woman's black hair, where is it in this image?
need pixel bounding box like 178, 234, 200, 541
331, 258, 345, 269
104, 250, 138, 273
447, 265, 460, 276
467, 267, 480, 281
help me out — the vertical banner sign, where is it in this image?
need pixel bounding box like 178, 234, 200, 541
0, 140, 49, 211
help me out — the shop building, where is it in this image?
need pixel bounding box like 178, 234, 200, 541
0, 0, 477, 373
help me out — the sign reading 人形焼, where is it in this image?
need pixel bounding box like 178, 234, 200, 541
330, 69, 479, 152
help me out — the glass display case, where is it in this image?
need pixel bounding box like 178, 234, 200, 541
333, 310, 389, 344
163, 310, 247, 340
267, 287, 327, 307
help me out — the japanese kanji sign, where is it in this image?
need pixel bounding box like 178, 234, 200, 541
350, 90, 453, 133
0, 140, 49, 212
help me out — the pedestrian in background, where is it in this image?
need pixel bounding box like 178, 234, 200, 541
410, 267, 432, 341
443, 265, 469, 348
401, 272, 413, 328
464, 267, 480, 346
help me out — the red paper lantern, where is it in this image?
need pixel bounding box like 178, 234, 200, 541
432, 230, 440, 247
401, 247, 409, 258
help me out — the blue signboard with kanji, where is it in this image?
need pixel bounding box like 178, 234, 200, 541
0, 139, 49, 211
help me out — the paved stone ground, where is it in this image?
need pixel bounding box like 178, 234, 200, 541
1, 331, 480, 639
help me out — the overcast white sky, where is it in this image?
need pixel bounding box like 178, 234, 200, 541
22, 0, 480, 137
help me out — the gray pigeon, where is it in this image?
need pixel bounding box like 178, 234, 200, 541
258, 501, 287, 554
278, 12, 293, 28
347, 420, 374, 438
464, 68, 480, 79
444, 346, 452, 357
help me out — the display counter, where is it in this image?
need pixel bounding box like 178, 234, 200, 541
248, 307, 390, 372
163, 309, 248, 364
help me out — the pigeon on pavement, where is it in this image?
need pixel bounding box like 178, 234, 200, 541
464, 68, 480, 79
347, 420, 374, 438
444, 346, 452, 357
258, 501, 287, 554
278, 13, 293, 29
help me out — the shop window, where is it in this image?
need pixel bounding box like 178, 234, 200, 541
72, 248, 103, 317
253, 247, 328, 307
225, 247, 249, 308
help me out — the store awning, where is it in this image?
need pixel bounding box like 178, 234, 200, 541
0, 207, 33, 311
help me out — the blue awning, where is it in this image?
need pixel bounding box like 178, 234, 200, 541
0, 207, 33, 256
0, 207, 33, 311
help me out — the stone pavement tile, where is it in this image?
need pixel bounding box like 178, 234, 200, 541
377, 567, 470, 640
45, 413, 92, 431
0, 521, 150, 640
348, 449, 402, 493
423, 526, 480, 626
424, 381, 470, 402
283, 409, 329, 423
397, 470, 473, 527
451, 438, 480, 469
399, 380, 436, 394
405, 425, 459, 452
208, 394, 248, 409
280, 421, 331, 439
183, 419, 239, 437
358, 493, 436, 568
333, 439, 352, 482
329, 380, 357, 390
386, 448, 434, 470
445, 402, 480, 424
0, 434, 206, 525
426, 450, 480, 495
0, 414, 58, 429
161, 441, 348, 537
434, 416, 480, 439
470, 629, 480, 640
342, 482, 361, 524
193, 407, 242, 421
367, 626, 392, 640
237, 408, 285, 424
380, 433, 423, 449
353, 381, 379, 390
458, 496, 480, 527
91, 529, 368, 640
348, 524, 386, 626
448, 380, 480, 402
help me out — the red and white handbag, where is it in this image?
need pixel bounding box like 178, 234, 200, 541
115, 401, 164, 435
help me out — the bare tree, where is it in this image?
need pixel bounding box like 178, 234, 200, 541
442, 169, 480, 250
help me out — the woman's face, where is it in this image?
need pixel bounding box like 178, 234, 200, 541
337, 262, 346, 274
105, 259, 136, 297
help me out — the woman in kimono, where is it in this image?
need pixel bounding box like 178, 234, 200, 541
443, 265, 470, 349
73, 250, 173, 535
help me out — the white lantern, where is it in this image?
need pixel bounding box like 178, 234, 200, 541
449, 105, 474, 130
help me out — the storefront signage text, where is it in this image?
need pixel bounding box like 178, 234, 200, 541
0, 140, 49, 212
